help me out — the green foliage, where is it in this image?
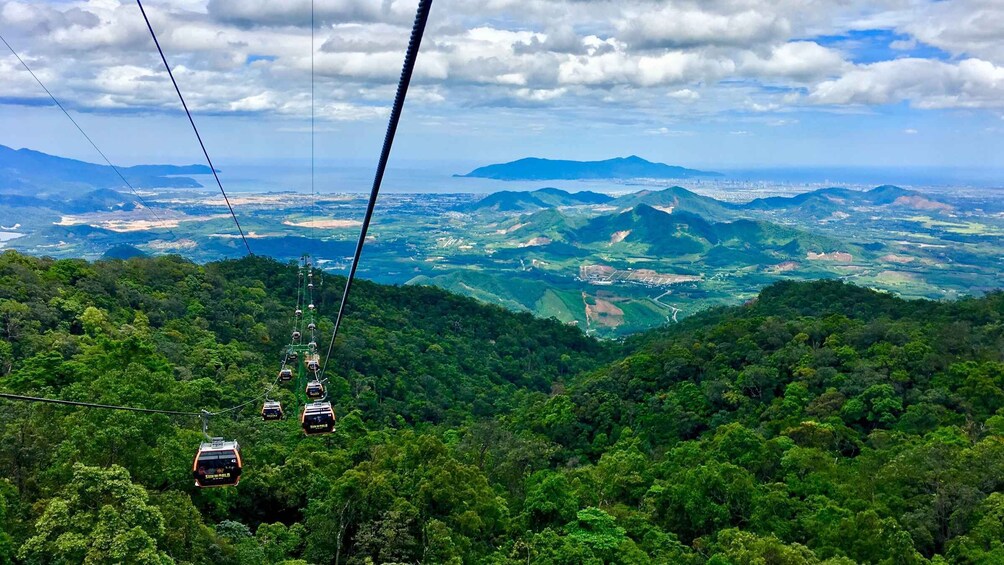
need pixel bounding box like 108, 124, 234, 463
708, 529, 823, 564
522, 471, 578, 529
0, 253, 1001, 563
0, 480, 15, 565
18, 463, 171, 564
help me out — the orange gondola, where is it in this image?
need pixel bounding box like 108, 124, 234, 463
192, 438, 242, 488
301, 401, 336, 435
305, 380, 325, 399
261, 401, 284, 421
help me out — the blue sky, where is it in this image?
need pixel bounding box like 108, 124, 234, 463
1, 0, 1003, 173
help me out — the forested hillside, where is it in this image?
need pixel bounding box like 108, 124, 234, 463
0, 250, 1002, 563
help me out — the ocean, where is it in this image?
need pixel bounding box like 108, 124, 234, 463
190, 161, 1004, 198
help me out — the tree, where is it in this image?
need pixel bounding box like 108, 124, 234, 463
647, 462, 756, 542
19, 464, 171, 564
256, 522, 305, 564
708, 528, 825, 564
151, 491, 218, 565
946, 492, 1004, 562
522, 471, 578, 530
0, 479, 15, 565
565, 507, 628, 560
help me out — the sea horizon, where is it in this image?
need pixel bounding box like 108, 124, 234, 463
185, 161, 1004, 198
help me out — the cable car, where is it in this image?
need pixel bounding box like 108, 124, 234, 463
308, 282, 314, 289
261, 400, 284, 421
292, 331, 301, 341
287, 351, 298, 363
308, 341, 317, 350
295, 309, 302, 317
305, 380, 325, 399
307, 322, 316, 331
308, 304, 315, 310
192, 438, 242, 488
301, 402, 336, 435
305, 354, 320, 372
278, 368, 293, 382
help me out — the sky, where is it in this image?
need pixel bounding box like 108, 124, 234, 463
1, 0, 1003, 174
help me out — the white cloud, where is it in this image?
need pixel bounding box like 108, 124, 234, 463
762, 118, 797, 127
318, 102, 389, 121
230, 92, 274, 112
667, 88, 700, 101
898, 0, 1004, 64
514, 87, 566, 102
0, 0, 1001, 127
809, 58, 1004, 109
645, 127, 694, 136
889, 38, 916, 51
206, 0, 412, 27
739, 41, 847, 82
618, 3, 790, 49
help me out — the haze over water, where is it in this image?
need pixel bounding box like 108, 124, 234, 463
200, 161, 1004, 198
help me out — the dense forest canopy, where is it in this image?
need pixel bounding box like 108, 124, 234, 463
0, 250, 1001, 564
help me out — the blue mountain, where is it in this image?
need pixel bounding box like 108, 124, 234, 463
0, 144, 213, 195
456, 155, 722, 180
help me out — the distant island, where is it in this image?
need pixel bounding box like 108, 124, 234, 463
456, 155, 723, 181
0, 144, 213, 195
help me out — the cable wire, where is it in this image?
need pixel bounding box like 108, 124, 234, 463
0, 392, 202, 416
135, 0, 252, 256
311, 0, 317, 230
320, 0, 433, 380
213, 371, 284, 415
0, 32, 180, 243
1, 0, 433, 431
0, 379, 281, 418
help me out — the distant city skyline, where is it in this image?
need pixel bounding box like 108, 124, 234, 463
1, 0, 1003, 172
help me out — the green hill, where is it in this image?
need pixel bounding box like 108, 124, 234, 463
534, 187, 613, 206
611, 186, 737, 220
1, 251, 1002, 563
462, 184, 951, 220
573, 204, 848, 261
577, 205, 716, 255
101, 243, 148, 260
460, 187, 613, 212
744, 184, 952, 215
504, 208, 584, 241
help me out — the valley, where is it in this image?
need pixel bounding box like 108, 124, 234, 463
1, 180, 1000, 337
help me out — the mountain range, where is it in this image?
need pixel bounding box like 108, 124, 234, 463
459, 187, 613, 212
510, 203, 847, 263
464, 184, 953, 221
744, 184, 952, 213
0, 144, 213, 195
457, 155, 722, 180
